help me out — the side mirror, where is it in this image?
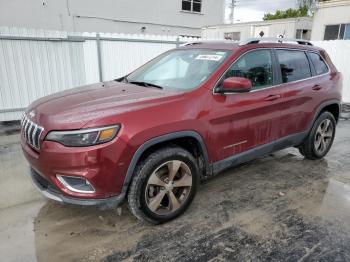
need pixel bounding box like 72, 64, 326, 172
221, 77, 252, 93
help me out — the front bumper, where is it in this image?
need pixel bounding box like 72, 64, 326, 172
21, 131, 131, 199
29, 168, 125, 207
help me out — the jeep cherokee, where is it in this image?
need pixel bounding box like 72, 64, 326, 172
21, 38, 342, 224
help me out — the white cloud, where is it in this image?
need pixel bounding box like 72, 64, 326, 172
225, 0, 298, 23
225, 7, 265, 22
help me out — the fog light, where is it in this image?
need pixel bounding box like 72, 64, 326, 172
56, 175, 95, 194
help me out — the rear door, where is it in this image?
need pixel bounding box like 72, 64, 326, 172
308, 51, 332, 101
274, 49, 318, 138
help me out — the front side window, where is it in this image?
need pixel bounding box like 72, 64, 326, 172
276, 50, 311, 83
309, 52, 329, 75
182, 0, 202, 13
127, 49, 229, 91
221, 49, 273, 90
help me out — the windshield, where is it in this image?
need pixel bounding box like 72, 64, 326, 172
126, 49, 230, 91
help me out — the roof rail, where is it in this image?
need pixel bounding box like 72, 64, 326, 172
182, 40, 239, 47
239, 38, 313, 46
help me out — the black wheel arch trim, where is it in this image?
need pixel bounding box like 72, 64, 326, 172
121, 131, 210, 194
309, 99, 341, 128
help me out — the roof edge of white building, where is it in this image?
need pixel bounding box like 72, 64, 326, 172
317, 0, 350, 8
202, 17, 313, 30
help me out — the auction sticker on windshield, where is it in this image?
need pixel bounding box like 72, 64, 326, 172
195, 54, 223, 61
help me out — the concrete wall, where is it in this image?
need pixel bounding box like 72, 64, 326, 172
311, 0, 350, 41
0, 0, 225, 36
202, 18, 313, 40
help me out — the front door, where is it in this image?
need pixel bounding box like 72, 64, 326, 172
209, 48, 281, 162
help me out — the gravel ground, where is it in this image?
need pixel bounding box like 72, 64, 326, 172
1, 121, 350, 261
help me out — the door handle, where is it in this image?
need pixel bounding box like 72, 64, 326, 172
312, 85, 322, 91
264, 94, 281, 101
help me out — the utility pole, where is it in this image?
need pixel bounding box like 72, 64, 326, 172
229, 0, 237, 24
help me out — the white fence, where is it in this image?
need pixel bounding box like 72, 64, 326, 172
0, 27, 198, 121
0, 27, 349, 121
312, 40, 350, 104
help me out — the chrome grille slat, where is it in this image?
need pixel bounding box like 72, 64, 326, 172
29, 125, 35, 145
20, 114, 44, 150
25, 120, 31, 141
31, 125, 38, 148
21, 117, 27, 136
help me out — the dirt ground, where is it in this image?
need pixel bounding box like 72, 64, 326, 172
1, 121, 350, 262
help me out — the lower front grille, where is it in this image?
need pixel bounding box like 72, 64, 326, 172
21, 114, 44, 150
31, 169, 60, 194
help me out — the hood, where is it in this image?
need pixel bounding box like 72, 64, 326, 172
27, 81, 179, 130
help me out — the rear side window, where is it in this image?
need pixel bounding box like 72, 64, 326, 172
276, 50, 311, 83
308, 52, 329, 75
223, 49, 273, 90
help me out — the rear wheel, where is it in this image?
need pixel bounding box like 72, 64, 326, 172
127, 146, 199, 224
299, 111, 336, 160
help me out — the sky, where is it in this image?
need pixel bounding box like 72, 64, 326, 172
225, 0, 299, 23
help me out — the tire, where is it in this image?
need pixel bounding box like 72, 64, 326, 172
127, 146, 199, 224
299, 111, 336, 160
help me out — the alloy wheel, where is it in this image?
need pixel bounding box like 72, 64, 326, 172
145, 160, 192, 215
314, 119, 334, 155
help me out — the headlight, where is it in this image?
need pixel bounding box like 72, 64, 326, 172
45, 125, 120, 147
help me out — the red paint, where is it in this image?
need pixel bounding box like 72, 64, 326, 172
21, 42, 342, 200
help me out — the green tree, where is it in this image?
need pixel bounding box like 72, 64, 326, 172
263, 5, 309, 21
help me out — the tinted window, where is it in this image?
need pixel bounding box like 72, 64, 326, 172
309, 52, 329, 75
324, 24, 349, 40
345, 24, 350, 40
182, 0, 191, 11
276, 50, 311, 83
324, 25, 341, 40
193, 0, 201, 12
223, 49, 273, 90
182, 0, 201, 12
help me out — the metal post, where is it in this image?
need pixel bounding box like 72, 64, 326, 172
176, 36, 180, 48
96, 33, 103, 82
230, 0, 237, 24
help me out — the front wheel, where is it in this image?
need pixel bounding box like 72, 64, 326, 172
127, 146, 199, 224
299, 111, 336, 160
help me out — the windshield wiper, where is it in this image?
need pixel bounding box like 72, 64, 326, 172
129, 81, 163, 89
114, 76, 129, 83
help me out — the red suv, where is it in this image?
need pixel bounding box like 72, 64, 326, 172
21, 38, 342, 224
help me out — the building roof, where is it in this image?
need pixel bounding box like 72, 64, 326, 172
317, 0, 350, 8
203, 17, 313, 30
